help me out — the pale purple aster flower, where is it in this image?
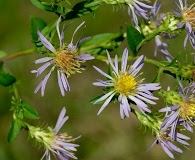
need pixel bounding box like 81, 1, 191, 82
148, 128, 190, 159
140, 1, 173, 61
159, 82, 195, 140
28, 107, 81, 160
93, 48, 161, 119
41, 107, 81, 160
127, 0, 153, 28
150, 1, 173, 61
32, 17, 94, 96
173, 0, 195, 49
154, 35, 173, 62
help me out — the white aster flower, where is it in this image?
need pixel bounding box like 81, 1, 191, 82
32, 17, 94, 96
93, 48, 161, 119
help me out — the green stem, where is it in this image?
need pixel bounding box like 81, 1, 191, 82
13, 84, 19, 99
144, 58, 167, 68
136, 27, 164, 52
94, 54, 168, 68
0, 48, 36, 62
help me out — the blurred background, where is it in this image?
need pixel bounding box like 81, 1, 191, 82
0, 0, 195, 160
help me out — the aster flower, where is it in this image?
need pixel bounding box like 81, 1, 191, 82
31, 17, 94, 96
93, 48, 161, 119
173, 0, 195, 49
159, 82, 195, 140
28, 107, 80, 160
135, 106, 190, 159
127, 0, 153, 28
154, 35, 173, 62
140, 1, 173, 61
148, 128, 190, 159
102, 0, 153, 28
151, 1, 173, 61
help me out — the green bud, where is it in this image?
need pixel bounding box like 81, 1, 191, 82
134, 110, 162, 133
140, 22, 156, 37
158, 89, 182, 105
178, 64, 195, 80
28, 125, 53, 147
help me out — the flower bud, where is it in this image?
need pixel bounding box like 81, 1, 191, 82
158, 89, 182, 105
178, 64, 195, 80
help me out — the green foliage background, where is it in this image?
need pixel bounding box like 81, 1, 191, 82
0, 0, 195, 160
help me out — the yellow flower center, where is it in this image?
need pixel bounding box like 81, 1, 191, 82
114, 74, 137, 95
53, 49, 84, 77
183, 7, 195, 29
179, 99, 195, 120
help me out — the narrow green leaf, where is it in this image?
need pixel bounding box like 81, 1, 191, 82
65, 0, 101, 20
31, 17, 47, 42
8, 119, 21, 143
0, 63, 16, 86
23, 101, 39, 120
79, 32, 124, 55
126, 25, 143, 55
31, 0, 71, 15
90, 94, 105, 104
31, 0, 53, 11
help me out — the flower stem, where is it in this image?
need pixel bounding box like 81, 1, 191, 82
136, 27, 164, 52
0, 48, 36, 62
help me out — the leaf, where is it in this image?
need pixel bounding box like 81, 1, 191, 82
31, 0, 71, 15
0, 51, 6, 58
8, 119, 22, 143
126, 25, 143, 55
31, 17, 47, 42
0, 63, 16, 87
90, 94, 106, 104
22, 101, 39, 120
79, 32, 124, 55
65, 0, 101, 20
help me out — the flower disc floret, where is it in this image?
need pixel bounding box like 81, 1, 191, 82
114, 74, 137, 95
182, 4, 195, 29
54, 49, 84, 78
179, 100, 195, 120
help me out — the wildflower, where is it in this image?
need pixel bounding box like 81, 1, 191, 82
93, 48, 161, 119
154, 35, 173, 62
140, 1, 173, 61
152, 1, 173, 61
135, 108, 190, 159
28, 107, 80, 160
31, 17, 94, 96
127, 0, 153, 28
159, 82, 195, 140
102, 0, 153, 28
173, 0, 195, 49
148, 128, 190, 159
